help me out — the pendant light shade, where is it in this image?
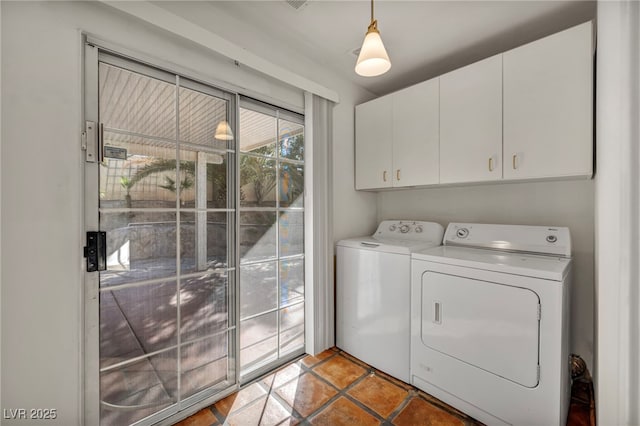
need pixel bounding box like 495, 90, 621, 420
214, 120, 234, 140
355, 0, 391, 77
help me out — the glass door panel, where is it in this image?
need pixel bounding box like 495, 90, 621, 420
279, 259, 304, 306
280, 302, 305, 355
100, 281, 178, 360
180, 332, 229, 398
99, 211, 178, 285
239, 101, 305, 380
179, 271, 229, 341
100, 350, 178, 426
239, 211, 277, 262
240, 155, 277, 208
239, 108, 276, 156
279, 211, 304, 257
278, 119, 304, 161
240, 312, 279, 369
179, 211, 229, 273
96, 59, 236, 425
279, 162, 304, 208
89, 50, 305, 424
240, 262, 278, 319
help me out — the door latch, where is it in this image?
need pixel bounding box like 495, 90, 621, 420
84, 231, 106, 272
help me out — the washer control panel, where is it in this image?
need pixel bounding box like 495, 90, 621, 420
444, 223, 572, 257
374, 220, 444, 242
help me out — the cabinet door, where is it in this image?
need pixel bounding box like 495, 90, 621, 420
392, 78, 439, 187
440, 55, 503, 184
503, 22, 593, 180
355, 96, 393, 189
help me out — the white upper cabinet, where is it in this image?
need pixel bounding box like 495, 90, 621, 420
440, 55, 503, 184
503, 21, 593, 180
392, 78, 439, 187
355, 96, 393, 189
354, 21, 594, 190
356, 78, 439, 190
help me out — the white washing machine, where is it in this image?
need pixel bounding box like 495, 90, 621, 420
411, 223, 572, 426
336, 220, 444, 383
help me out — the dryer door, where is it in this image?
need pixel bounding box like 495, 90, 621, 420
421, 271, 540, 387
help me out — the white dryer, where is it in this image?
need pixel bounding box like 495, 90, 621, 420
337, 220, 444, 383
411, 223, 572, 426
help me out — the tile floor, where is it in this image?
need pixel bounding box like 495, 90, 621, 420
175, 347, 595, 426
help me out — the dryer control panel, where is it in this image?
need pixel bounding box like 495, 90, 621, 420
443, 223, 571, 257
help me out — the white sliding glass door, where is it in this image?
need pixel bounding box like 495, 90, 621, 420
84, 45, 307, 425
238, 99, 306, 381
84, 48, 237, 425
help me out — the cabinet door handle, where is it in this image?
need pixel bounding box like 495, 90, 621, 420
488, 157, 494, 172
383, 170, 387, 182
512, 154, 518, 170
396, 169, 401, 181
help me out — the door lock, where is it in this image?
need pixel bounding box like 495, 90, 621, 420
84, 231, 106, 272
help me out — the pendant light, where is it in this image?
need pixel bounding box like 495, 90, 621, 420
214, 120, 234, 140
355, 0, 391, 77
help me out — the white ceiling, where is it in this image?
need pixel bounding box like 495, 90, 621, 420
156, 0, 595, 96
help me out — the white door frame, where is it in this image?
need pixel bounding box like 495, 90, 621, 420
595, 2, 640, 425
82, 41, 101, 426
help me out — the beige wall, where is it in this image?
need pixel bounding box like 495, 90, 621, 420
377, 179, 595, 368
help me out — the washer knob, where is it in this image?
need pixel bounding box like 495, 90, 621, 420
456, 228, 469, 239
400, 224, 410, 234
546, 235, 558, 243
389, 224, 397, 232
415, 225, 423, 233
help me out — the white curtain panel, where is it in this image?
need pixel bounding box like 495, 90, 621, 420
595, 1, 640, 425
303, 92, 336, 355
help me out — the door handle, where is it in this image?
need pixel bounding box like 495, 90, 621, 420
512, 154, 518, 170
99, 123, 105, 162
434, 302, 442, 324
396, 169, 401, 181
488, 157, 494, 172
383, 170, 387, 182
84, 231, 107, 272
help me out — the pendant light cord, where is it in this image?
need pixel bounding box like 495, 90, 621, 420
370, 0, 374, 24
368, 0, 377, 31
